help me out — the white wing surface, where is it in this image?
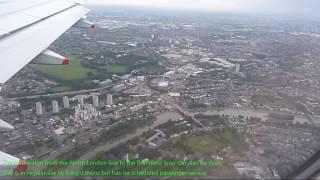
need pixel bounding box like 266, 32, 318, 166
0, 0, 91, 84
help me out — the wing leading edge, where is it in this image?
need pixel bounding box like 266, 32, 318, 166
0, 0, 91, 84
0, 0, 94, 136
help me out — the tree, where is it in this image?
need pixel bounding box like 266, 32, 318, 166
87, 72, 94, 77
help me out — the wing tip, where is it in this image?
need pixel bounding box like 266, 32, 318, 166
63, 58, 70, 65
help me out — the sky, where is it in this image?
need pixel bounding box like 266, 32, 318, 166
88, 0, 319, 15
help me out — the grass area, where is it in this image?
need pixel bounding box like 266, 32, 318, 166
281, 94, 307, 112
251, 94, 298, 110
166, 128, 246, 156
34, 145, 50, 156
5, 144, 35, 155
106, 64, 128, 74
170, 146, 186, 155
34, 86, 71, 95
31, 56, 97, 81
204, 164, 241, 178
167, 58, 185, 65
51, 86, 71, 92
161, 129, 244, 179
184, 134, 221, 154
219, 130, 243, 151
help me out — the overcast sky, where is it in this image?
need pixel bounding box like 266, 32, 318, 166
88, 0, 319, 15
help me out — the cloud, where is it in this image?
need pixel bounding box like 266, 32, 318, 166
87, 0, 319, 15
88, 0, 252, 11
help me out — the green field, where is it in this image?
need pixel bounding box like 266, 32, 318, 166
185, 134, 221, 154
51, 86, 72, 92
34, 145, 50, 156
31, 56, 97, 81
106, 64, 128, 74
167, 129, 246, 156
167, 58, 185, 65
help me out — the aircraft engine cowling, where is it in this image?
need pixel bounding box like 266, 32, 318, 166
31, 50, 69, 65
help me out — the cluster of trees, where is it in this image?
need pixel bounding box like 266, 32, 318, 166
83, 53, 158, 74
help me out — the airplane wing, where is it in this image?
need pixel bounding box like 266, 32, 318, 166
0, 151, 27, 176
0, 0, 95, 168
0, 0, 94, 85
